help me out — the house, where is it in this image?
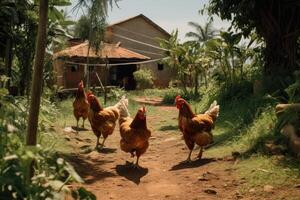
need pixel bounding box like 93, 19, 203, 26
53, 14, 175, 90
105, 14, 176, 87
53, 40, 149, 90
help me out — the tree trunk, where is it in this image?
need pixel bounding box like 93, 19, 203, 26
26, 0, 48, 179
204, 71, 208, 89
263, 35, 298, 91
26, 0, 49, 146
194, 69, 199, 96
257, 1, 300, 92
5, 38, 13, 89
180, 75, 188, 94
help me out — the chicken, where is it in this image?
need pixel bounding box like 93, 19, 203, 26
86, 93, 120, 149
73, 80, 89, 130
118, 103, 151, 168
175, 95, 220, 162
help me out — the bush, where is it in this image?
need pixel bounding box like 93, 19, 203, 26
133, 69, 154, 90
161, 87, 200, 104
162, 87, 182, 104
0, 84, 94, 199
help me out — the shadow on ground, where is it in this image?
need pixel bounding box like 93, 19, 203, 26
170, 158, 216, 171
159, 125, 178, 131
71, 126, 89, 132
115, 161, 149, 185
97, 147, 117, 154
64, 153, 116, 184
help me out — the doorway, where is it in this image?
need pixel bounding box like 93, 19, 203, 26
110, 65, 137, 90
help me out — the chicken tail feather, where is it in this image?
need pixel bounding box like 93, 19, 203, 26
205, 100, 220, 119
118, 96, 130, 118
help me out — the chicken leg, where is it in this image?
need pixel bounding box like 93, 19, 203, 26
184, 149, 193, 163
95, 136, 100, 149
134, 156, 141, 169
99, 137, 107, 149
197, 147, 203, 159
76, 120, 79, 133
82, 118, 85, 128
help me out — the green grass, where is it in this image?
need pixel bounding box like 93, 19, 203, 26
238, 155, 300, 188
192, 83, 300, 189
53, 87, 300, 189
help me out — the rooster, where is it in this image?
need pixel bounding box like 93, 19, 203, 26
118, 102, 151, 168
73, 80, 89, 130
175, 96, 219, 162
86, 93, 120, 149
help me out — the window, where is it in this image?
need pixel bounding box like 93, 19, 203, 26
71, 65, 78, 72
89, 66, 94, 71
157, 63, 164, 71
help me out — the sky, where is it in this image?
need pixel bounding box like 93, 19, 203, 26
66, 0, 231, 41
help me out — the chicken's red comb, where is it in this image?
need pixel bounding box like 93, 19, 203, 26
142, 105, 146, 112
175, 95, 181, 102
86, 90, 93, 95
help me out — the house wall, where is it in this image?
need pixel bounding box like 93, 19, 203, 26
53, 59, 65, 88
105, 16, 176, 87
137, 63, 175, 88
53, 59, 107, 89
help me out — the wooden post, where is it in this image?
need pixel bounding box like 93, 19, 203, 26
104, 56, 108, 105
63, 63, 67, 89
26, 0, 49, 178
84, 64, 89, 89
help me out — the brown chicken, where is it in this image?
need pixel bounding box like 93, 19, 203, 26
175, 96, 220, 162
118, 103, 151, 168
73, 80, 89, 130
86, 93, 120, 149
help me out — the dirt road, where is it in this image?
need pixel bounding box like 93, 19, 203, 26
62, 105, 245, 200
61, 105, 297, 200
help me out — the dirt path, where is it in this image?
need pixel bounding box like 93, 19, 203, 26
60, 105, 296, 200
61, 105, 244, 200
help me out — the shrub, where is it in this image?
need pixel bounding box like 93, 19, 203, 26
107, 87, 126, 101
161, 87, 202, 105
162, 87, 182, 104
133, 69, 154, 90
0, 84, 94, 199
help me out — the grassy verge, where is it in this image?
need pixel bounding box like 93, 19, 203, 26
53, 86, 300, 189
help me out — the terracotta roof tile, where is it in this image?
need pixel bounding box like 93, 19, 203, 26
53, 42, 150, 60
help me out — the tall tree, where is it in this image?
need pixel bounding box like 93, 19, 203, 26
207, 0, 300, 91
186, 20, 216, 43
26, 0, 117, 145
74, 15, 90, 39
26, 0, 49, 146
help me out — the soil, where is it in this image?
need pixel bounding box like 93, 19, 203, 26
61, 104, 300, 200
133, 97, 163, 106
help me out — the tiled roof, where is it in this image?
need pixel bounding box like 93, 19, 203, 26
53, 42, 150, 60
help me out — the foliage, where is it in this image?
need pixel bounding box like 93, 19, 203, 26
186, 20, 217, 43
107, 87, 126, 100
0, 83, 95, 199
285, 70, 300, 103
73, 0, 118, 52
204, 31, 262, 88
133, 69, 154, 90
275, 71, 300, 137
74, 15, 90, 40
160, 28, 262, 97
161, 87, 182, 104
0, 0, 74, 95
160, 31, 204, 95
206, 0, 300, 91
